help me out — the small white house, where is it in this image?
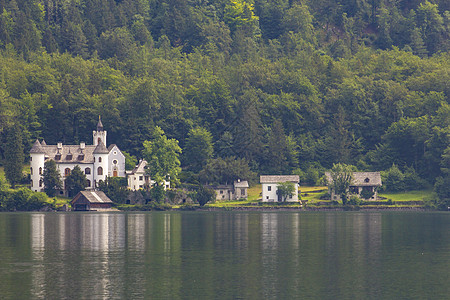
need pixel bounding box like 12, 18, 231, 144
126, 159, 170, 191
260, 175, 300, 202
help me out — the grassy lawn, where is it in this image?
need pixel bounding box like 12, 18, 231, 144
378, 189, 432, 202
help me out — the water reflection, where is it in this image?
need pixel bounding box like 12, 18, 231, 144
0, 212, 447, 299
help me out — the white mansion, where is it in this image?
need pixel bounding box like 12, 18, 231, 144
30, 118, 126, 196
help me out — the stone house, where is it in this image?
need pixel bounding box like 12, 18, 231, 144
208, 180, 249, 201
324, 172, 382, 201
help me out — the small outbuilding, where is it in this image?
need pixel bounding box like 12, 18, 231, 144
208, 180, 249, 201
71, 190, 114, 211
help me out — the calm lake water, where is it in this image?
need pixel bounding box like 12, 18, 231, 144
0, 211, 448, 299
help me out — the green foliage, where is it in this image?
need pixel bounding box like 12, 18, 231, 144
199, 157, 256, 184
433, 176, 450, 210
277, 181, 295, 202
43, 160, 62, 197
381, 164, 405, 192
195, 185, 216, 206
348, 195, 362, 206
329, 163, 354, 205
4, 126, 24, 188
183, 127, 213, 172
98, 176, 129, 204
123, 151, 138, 171
143, 126, 182, 186
0, 187, 47, 211
64, 166, 87, 197
0, 1, 447, 190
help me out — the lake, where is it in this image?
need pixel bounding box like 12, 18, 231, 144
0, 211, 448, 299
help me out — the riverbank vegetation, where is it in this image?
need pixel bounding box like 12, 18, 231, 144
0, 1, 448, 210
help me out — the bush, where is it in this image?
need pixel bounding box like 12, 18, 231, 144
1, 188, 47, 211
348, 195, 361, 206
360, 188, 375, 200
381, 164, 405, 192
433, 176, 450, 210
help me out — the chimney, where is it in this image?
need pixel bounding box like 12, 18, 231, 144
80, 142, 85, 150
57, 142, 62, 149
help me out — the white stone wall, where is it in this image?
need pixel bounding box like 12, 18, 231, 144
30, 153, 45, 192
261, 183, 299, 202
108, 145, 126, 177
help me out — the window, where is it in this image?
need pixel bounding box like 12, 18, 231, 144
139, 176, 143, 181
65, 168, 71, 176
113, 159, 118, 165
94, 157, 95, 162
86, 179, 91, 187
139, 185, 143, 189
113, 151, 117, 155
99, 157, 102, 163
31, 181, 33, 187
30, 157, 32, 161
39, 167, 42, 175
98, 167, 103, 175
39, 179, 42, 187
268, 186, 272, 191
241, 189, 245, 196
30, 167, 33, 175
220, 190, 223, 194
98, 138, 101, 144
85, 167, 91, 175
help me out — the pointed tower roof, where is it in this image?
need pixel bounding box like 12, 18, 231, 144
97, 115, 104, 131
93, 140, 109, 154
41, 140, 47, 146
30, 139, 45, 154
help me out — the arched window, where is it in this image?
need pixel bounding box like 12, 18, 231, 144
99, 157, 102, 163
86, 179, 91, 187
39, 179, 43, 187
98, 167, 103, 175
113, 170, 118, 177
85, 167, 91, 175
39, 167, 42, 175
98, 137, 101, 144
65, 168, 71, 176
30, 167, 33, 175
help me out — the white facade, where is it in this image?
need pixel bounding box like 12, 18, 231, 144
30, 118, 126, 196
127, 159, 171, 191
260, 175, 300, 202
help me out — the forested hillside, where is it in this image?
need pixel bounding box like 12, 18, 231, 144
0, 0, 448, 186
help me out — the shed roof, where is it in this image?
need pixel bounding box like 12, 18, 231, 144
72, 190, 113, 204
260, 175, 299, 184
324, 172, 382, 187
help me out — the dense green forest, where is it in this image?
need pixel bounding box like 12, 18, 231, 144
0, 0, 448, 189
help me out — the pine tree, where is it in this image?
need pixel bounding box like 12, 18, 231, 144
64, 165, 87, 197
43, 159, 62, 197
4, 126, 24, 189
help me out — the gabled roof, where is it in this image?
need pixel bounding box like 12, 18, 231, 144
234, 180, 249, 188
37, 144, 97, 163
30, 139, 45, 154
260, 175, 299, 184
93, 140, 109, 154
130, 160, 148, 175
71, 190, 113, 204
324, 172, 382, 187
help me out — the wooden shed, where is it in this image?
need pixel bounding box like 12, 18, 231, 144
71, 190, 114, 211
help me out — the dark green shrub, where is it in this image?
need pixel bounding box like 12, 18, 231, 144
348, 195, 361, 206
